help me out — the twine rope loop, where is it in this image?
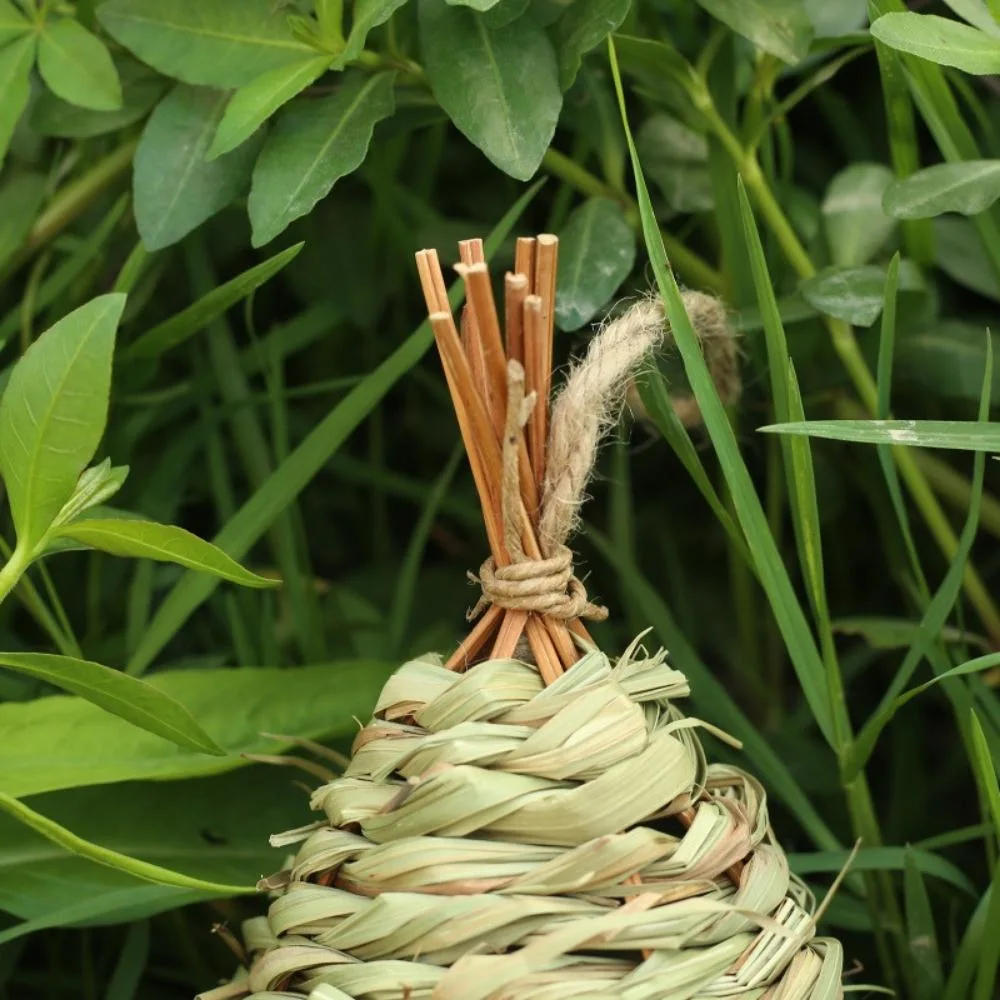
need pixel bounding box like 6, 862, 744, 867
469, 546, 608, 622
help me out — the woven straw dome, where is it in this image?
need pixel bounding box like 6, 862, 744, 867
228, 639, 843, 999
198, 235, 844, 1000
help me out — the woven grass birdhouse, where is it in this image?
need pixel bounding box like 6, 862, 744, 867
198, 235, 845, 1000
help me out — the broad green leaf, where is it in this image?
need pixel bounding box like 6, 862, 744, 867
57, 519, 278, 587
134, 85, 263, 251
338, 0, 411, 64
0, 0, 30, 45
97, 0, 316, 89
897, 323, 1000, 402
943, 0, 1000, 36
636, 113, 712, 213
821, 162, 896, 266
445, 0, 501, 8
0, 294, 125, 548
552, 0, 631, 91
0, 767, 304, 933
0, 170, 46, 271
787, 846, 975, 895
482, 0, 530, 28
804, 0, 866, 35
124, 243, 303, 359
126, 182, 542, 675
50, 460, 130, 529
800, 265, 887, 326
37, 19, 123, 112
555, 198, 636, 332
248, 71, 395, 246
884, 160, 1000, 219
0, 34, 35, 166
609, 39, 836, 747
30, 59, 166, 138
208, 55, 332, 159
0, 652, 223, 756
0, 660, 393, 798
696, 0, 813, 63
419, 0, 561, 180
934, 215, 1000, 300
761, 419, 1000, 452
0, 792, 254, 894
870, 12, 1000, 73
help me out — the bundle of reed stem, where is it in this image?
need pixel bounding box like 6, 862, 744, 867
198, 235, 845, 1000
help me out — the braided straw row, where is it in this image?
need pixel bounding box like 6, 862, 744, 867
201, 639, 842, 1000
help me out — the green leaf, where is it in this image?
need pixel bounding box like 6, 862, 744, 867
0, 766, 304, 934
904, 849, 946, 998
0, 170, 46, 272
124, 243, 303, 359
969, 712, 1000, 999
97, 0, 317, 89
126, 181, 542, 675
760, 418, 1000, 452
0, 0, 31, 45
0, 791, 254, 894
208, 55, 332, 159
37, 19, 123, 112
0, 661, 393, 798
248, 71, 395, 246
30, 57, 165, 139
0, 34, 35, 166
821, 162, 896, 266
896, 323, 1000, 403
0, 652, 223, 756
57, 519, 278, 587
552, 0, 631, 91
0, 294, 125, 549
800, 265, 888, 326
934, 215, 1000, 300
339, 0, 410, 64
636, 113, 712, 214
943, 0, 1000, 36
695, 0, 814, 63
833, 616, 989, 652
804, 0, 866, 35
884, 160, 1000, 219
103, 921, 149, 1000
419, 0, 561, 180
134, 85, 263, 251
51, 459, 130, 529
787, 846, 976, 895
870, 12, 1000, 74
554, 198, 636, 332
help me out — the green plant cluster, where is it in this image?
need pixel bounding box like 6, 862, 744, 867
1, 0, 1000, 997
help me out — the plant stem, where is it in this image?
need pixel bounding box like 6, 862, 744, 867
1, 140, 137, 279
0, 545, 31, 606
541, 148, 724, 293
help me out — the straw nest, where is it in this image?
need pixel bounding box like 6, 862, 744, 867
206, 637, 843, 1000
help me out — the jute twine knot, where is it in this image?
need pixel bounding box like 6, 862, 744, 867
468, 546, 608, 622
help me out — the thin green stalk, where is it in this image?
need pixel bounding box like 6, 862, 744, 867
0, 545, 31, 606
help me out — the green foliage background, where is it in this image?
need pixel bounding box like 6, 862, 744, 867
1, 0, 1000, 997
